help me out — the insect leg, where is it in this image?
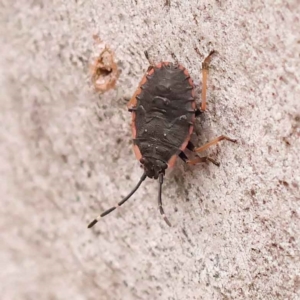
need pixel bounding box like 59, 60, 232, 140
193, 135, 237, 153
183, 143, 220, 166
200, 50, 216, 112
158, 174, 171, 227
186, 156, 220, 166
171, 52, 179, 66
144, 50, 155, 66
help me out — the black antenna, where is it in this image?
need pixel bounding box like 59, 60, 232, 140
158, 173, 171, 227
88, 173, 147, 228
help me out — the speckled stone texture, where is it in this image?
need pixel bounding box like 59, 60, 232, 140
1, 1, 299, 299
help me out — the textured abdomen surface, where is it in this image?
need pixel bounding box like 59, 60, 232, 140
133, 63, 195, 164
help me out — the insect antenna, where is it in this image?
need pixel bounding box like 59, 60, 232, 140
158, 173, 171, 227
88, 172, 147, 228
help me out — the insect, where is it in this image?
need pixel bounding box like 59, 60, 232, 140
88, 50, 236, 228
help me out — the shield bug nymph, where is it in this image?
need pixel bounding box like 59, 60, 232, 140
88, 50, 236, 228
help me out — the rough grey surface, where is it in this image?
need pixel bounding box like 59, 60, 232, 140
1, 1, 299, 299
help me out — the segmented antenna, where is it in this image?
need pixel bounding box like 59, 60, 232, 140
88, 173, 147, 228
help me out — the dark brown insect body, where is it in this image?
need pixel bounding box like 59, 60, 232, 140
130, 62, 195, 179
88, 51, 236, 228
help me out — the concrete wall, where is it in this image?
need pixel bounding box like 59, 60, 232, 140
1, 1, 299, 299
